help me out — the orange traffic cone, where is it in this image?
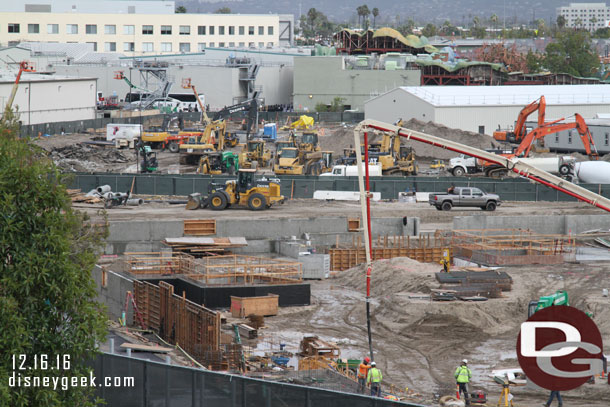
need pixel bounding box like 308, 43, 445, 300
456, 385, 460, 399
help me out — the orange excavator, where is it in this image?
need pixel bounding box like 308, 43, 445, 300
483, 113, 599, 177
493, 96, 547, 144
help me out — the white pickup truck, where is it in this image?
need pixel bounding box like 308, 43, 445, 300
320, 164, 383, 177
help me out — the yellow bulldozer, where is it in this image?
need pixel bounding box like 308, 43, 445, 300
186, 169, 285, 211
369, 132, 418, 175
238, 139, 271, 169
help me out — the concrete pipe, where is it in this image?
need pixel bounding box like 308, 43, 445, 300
113, 192, 129, 199
126, 198, 143, 206
103, 192, 114, 200
97, 185, 111, 194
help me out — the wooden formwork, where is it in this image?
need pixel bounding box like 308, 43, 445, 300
124, 252, 198, 275
186, 255, 302, 285
184, 219, 216, 236
133, 280, 221, 362
330, 234, 451, 271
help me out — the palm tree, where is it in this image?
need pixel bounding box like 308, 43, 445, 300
591, 16, 598, 32
473, 16, 480, 27
372, 8, 379, 28
557, 15, 566, 30
575, 17, 582, 30
362, 5, 371, 29
356, 6, 363, 28
490, 13, 498, 37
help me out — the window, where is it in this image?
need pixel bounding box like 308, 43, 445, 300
197, 42, 206, 52
123, 42, 134, 52
47, 24, 59, 34
66, 24, 78, 34
555, 134, 559, 143
161, 25, 172, 35
209, 26, 215, 35
8, 23, 20, 33
180, 25, 190, 35
87, 41, 97, 51
605, 132, 609, 146
239, 26, 245, 35
28, 24, 39, 34
209, 42, 215, 47
105, 42, 116, 52
229, 42, 235, 47
229, 26, 235, 35
267, 42, 274, 48
258, 42, 264, 48
258, 26, 264, 35
249, 42, 255, 48
104, 25, 116, 34
219, 26, 225, 35
219, 42, 225, 47
248, 26, 254, 35
142, 42, 154, 52
198, 25, 206, 35
239, 42, 245, 47
86, 24, 97, 34
161, 42, 172, 52
179, 42, 191, 52
123, 25, 134, 35
268, 26, 274, 35
142, 25, 153, 35
568, 131, 573, 144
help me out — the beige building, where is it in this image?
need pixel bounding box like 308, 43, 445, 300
0, 12, 282, 55
557, 2, 610, 31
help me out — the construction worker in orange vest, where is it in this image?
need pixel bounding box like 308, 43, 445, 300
357, 357, 371, 393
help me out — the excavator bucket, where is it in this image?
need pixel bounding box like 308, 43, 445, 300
185, 193, 202, 210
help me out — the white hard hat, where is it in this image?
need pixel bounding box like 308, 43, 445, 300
371, 361, 376, 366
462, 359, 468, 364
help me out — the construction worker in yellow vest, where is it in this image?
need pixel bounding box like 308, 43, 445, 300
357, 357, 371, 393
454, 359, 472, 405
367, 361, 382, 397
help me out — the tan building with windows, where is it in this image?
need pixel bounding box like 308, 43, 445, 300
0, 10, 284, 55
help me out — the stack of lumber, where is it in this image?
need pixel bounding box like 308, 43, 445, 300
67, 189, 103, 204
163, 237, 247, 256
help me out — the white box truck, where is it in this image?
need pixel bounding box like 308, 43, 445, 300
106, 124, 143, 148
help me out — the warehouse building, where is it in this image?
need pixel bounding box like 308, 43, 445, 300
364, 85, 610, 136
0, 74, 96, 125
0, 0, 293, 54
293, 56, 420, 112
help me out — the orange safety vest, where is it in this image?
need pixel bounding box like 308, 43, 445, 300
358, 363, 370, 379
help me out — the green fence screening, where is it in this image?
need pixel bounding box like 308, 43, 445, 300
67, 173, 607, 203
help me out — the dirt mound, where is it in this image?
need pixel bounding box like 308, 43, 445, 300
49, 144, 131, 172
319, 126, 356, 155
334, 257, 440, 296
399, 118, 501, 159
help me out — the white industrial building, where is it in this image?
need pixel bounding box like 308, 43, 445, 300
0, 74, 96, 125
364, 85, 610, 136
556, 2, 610, 31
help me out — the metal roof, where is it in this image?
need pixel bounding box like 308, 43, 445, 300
395, 85, 610, 107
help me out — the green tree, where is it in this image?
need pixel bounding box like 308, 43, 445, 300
361, 5, 370, 29
574, 17, 583, 29
421, 23, 437, 37
590, 16, 598, 32
526, 50, 543, 73
372, 8, 379, 28
175, 6, 187, 13
315, 97, 345, 113
544, 30, 600, 77
557, 15, 567, 30
0, 109, 108, 405
215, 7, 231, 14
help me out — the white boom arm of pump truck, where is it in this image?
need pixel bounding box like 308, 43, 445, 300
353, 119, 610, 213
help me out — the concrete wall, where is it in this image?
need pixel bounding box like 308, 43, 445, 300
105, 216, 421, 255
454, 214, 610, 235
293, 57, 420, 112
93, 265, 134, 321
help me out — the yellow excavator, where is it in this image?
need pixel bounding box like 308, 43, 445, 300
274, 131, 325, 175
369, 132, 418, 175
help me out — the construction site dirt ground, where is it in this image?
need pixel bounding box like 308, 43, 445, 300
259, 258, 610, 406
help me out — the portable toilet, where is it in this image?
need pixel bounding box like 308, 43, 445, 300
263, 123, 277, 140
